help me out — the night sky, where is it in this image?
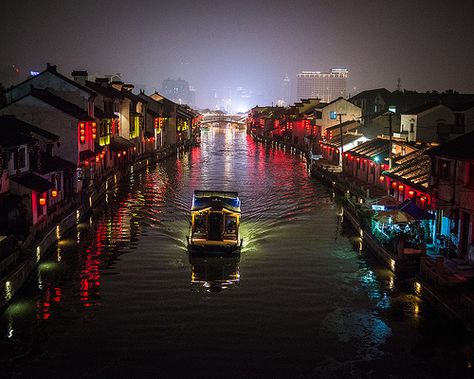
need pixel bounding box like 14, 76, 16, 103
1, 0, 474, 108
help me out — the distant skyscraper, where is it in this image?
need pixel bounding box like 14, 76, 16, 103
162, 78, 194, 106
296, 68, 348, 103
282, 73, 291, 105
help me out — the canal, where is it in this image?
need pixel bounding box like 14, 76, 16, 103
1, 126, 472, 378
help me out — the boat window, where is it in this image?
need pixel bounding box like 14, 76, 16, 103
225, 216, 237, 234
194, 214, 207, 234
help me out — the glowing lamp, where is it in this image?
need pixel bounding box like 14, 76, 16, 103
379, 175, 385, 181
84, 160, 90, 167
420, 196, 426, 203
92, 134, 97, 139
133, 147, 137, 151
335, 149, 339, 153
370, 162, 375, 167
123, 151, 127, 156
398, 184, 404, 191
80, 135, 85, 143
392, 181, 397, 189
95, 156, 100, 163
356, 157, 360, 161
408, 190, 415, 198
80, 129, 85, 135
51, 189, 58, 198
39, 197, 46, 206
345, 153, 349, 157
364, 159, 367, 163
117, 153, 121, 158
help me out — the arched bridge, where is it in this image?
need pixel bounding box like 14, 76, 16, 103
201, 113, 246, 126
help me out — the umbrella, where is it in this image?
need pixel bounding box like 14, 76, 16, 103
373, 209, 415, 224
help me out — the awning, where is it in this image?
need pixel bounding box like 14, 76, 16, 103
110, 136, 134, 152
144, 131, 154, 139
79, 149, 95, 161
373, 210, 415, 224
397, 200, 435, 220
10, 173, 52, 193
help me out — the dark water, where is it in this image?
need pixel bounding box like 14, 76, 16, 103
1, 127, 472, 378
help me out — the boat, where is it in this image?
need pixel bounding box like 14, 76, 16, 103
187, 190, 242, 252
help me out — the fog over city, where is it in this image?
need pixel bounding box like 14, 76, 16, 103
1, 0, 474, 109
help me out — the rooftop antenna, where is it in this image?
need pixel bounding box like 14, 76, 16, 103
397, 77, 402, 92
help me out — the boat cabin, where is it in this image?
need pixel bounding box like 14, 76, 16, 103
189, 190, 241, 250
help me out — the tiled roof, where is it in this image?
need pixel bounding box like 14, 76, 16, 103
110, 136, 134, 152
35, 153, 76, 174
403, 102, 442, 115
326, 120, 360, 132
31, 88, 94, 121
0, 115, 59, 142
94, 106, 118, 119
348, 138, 390, 160
10, 173, 52, 193
384, 148, 431, 191
324, 133, 364, 148
0, 130, 37, 148
426, 130, 474, 160
7, 64, 96, 97
85, 80, 124, 99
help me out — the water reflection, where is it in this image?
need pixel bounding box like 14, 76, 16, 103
189, 252, 240, 292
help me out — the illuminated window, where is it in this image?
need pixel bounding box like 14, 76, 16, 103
330, 111, 337, 120
438, 159, 450, 180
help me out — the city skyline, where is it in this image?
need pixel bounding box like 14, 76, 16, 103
1, 0, 473, 109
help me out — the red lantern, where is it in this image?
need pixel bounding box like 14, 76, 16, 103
398, 184, 404, 191
356, 157, 360, 161
123, 151, 127, 156
420, 196, 426, 203
118, 153, 121, 158
370, 162, 375, 167
39, 197, 46, 206
51, 189, 58, 198
408, 190, 415, 198
379, 175, 385, 181
392, 181, 397, 189
95, 156, 100, 163
84, 160, 90, 167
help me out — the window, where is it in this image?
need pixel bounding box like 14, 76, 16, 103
329, 111, 337, 120
193, 214, 207, 236
438, 159, 450, 180
14, 148, 25, 170
410, 123, 414, 133
225, 216, 237, 234
455, 113, 465, 126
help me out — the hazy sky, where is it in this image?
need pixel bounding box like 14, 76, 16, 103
1, 0, 474, 108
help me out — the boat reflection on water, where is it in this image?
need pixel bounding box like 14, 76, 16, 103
189, 252, 240, 292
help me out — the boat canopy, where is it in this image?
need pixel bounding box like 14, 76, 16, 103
192, 190, 241, 213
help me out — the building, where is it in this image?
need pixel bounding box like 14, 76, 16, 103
427, 132, 474, 258
296, 68, 348, 103
162, 78, 193, 106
